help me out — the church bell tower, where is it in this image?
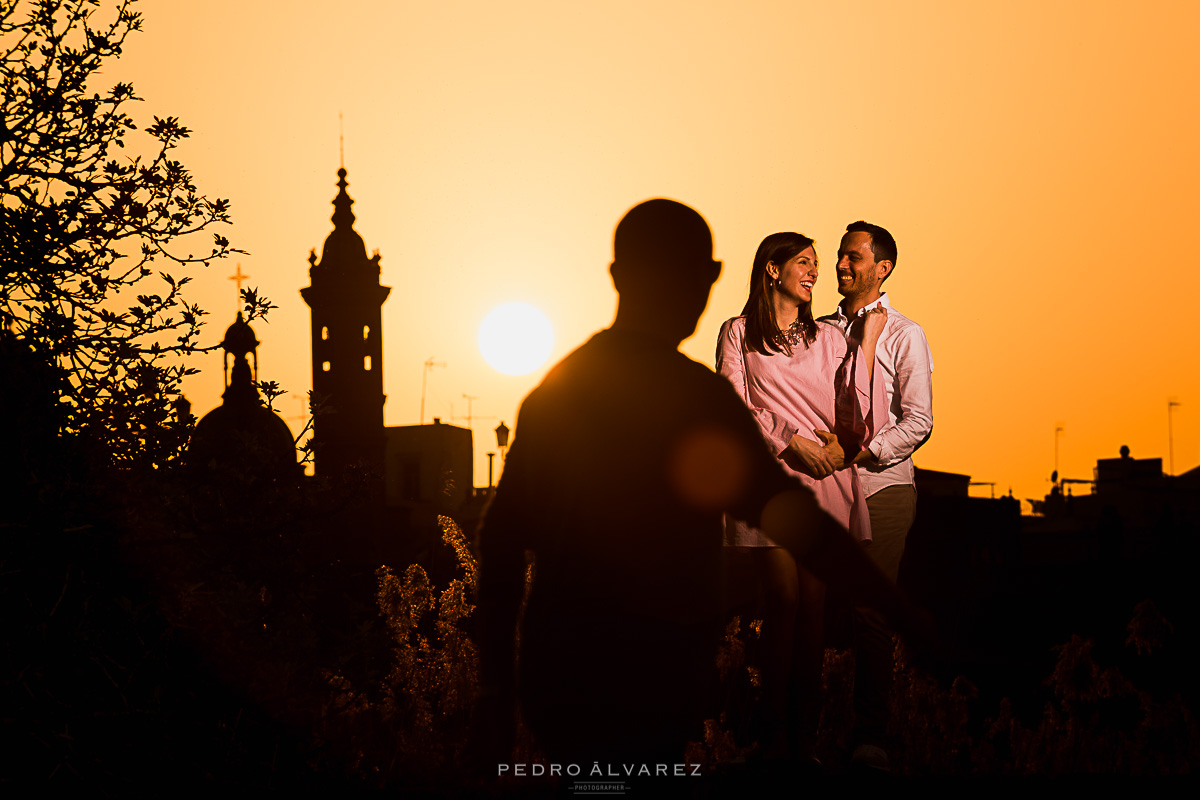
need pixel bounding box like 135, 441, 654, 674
300, 167, 391, 477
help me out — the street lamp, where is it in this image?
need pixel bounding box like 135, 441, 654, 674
494, 421, 510, 481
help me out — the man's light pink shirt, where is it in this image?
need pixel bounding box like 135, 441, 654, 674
820, 293, 934, 498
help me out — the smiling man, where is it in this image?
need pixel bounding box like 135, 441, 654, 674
821, 220, 934, 772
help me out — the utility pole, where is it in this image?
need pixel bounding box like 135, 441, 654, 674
420, 358, 445, 424
462, 394, 477, 429
1054, 424, 1065, 480
1169, 400, 1182, 475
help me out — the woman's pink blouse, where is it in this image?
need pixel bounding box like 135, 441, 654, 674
716, 316, 886, 545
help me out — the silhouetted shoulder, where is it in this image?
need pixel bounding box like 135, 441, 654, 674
486, 327, 797, 634
501, 327, 795, 532
539, 327, 729, 395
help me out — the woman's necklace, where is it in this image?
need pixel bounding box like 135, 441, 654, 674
782, 318, 806, 347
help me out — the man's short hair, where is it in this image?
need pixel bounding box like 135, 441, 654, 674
614, 199, 714, 274
846, 220, 897, 267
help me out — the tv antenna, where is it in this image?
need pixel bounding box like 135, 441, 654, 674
420, 358, 446, 424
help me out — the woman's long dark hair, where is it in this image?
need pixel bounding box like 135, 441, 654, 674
740, 232, 818, 355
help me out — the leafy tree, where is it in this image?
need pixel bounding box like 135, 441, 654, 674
1, 0, 249, 466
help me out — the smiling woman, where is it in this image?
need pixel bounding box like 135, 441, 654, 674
478, 302, 554, 376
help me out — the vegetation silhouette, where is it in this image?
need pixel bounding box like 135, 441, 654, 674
0, 0, 276, 469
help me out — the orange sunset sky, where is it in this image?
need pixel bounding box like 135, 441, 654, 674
105, 0, 1200, 505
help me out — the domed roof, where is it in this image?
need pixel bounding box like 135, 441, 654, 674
191, 402, 297, 476
187, 313, 297, 478
220, 312, 259, 357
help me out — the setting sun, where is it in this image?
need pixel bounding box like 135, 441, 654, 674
478, 302, 554, 376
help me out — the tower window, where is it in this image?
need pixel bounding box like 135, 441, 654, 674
364, 355, 372, 371
322, 361, 331, 372
363, 325, 370, 340
321, 326, 329, 341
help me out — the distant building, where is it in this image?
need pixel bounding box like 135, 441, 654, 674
912, 466, 972, 498
385, 418, 473, 512
300, 167, 391, 479
189, 313, 298, 479
1022, 445, 1195, 563
1094, 446, 1163, 492
299, 168, 473, 514
901, 467, 1022, 639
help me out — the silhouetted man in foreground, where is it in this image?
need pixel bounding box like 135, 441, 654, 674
477, 200, 928, 774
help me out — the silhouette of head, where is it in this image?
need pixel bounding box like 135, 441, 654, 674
610, 199, 721, 343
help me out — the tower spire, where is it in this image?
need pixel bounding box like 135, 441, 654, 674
331, 166, 356, 232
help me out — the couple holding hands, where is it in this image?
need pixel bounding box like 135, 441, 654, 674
719, 222, 934, 770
